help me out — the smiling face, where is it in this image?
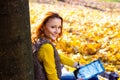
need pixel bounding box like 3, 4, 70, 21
43, 18, 62, 41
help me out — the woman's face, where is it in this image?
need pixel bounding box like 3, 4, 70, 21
43, 18, 62, 41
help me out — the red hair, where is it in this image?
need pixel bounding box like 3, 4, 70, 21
31, 11, 63, 43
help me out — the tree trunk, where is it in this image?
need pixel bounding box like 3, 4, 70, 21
0, 0, 34, 80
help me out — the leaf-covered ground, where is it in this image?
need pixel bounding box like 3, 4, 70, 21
29, 1, 120, 78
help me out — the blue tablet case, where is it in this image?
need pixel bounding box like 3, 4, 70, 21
74, 59, 105, 80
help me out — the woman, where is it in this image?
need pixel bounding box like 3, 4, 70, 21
31, 11, 98, 80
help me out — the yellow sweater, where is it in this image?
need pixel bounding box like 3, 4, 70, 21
38, 43, 75, 80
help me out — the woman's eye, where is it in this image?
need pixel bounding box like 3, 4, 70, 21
51, 26, 55, 28
50, 26, 61, 29
58, 26, 62, 29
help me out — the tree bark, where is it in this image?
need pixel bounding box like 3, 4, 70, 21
0, 0, 34, 80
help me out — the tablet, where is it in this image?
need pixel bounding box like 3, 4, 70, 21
74, 59, 105, 80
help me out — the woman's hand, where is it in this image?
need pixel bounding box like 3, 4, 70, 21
73, 62, 83, 69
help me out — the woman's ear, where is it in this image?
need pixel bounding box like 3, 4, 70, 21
42, 25, 46, 30
40, 28, 43, 32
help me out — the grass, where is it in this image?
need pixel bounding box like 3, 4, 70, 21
99, 0, 120, 2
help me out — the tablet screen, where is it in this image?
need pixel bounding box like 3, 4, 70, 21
75, 59, 105, 80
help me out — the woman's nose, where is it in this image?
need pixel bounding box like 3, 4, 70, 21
55, 28, 60, 34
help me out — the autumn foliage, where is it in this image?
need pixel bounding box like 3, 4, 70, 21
29, 1, 120, 77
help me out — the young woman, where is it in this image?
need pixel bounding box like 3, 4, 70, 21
31, 11, 98, 80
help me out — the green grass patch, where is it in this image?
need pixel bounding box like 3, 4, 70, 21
99, 0, 120, 2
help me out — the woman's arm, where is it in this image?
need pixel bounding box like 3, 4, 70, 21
59, 54, 79, 68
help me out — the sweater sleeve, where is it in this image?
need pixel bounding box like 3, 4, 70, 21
59, 54, 75, 67
38, 43, 59, 80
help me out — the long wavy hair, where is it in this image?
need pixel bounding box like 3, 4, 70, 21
31, 11, 63, 43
